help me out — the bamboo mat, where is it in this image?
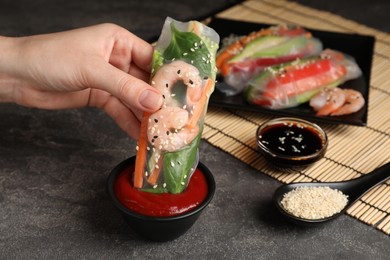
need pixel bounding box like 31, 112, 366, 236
203, 0, 390, 235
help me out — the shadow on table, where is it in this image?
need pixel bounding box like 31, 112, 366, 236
255, 199, 325, 234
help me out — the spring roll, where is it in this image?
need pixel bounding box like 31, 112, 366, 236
216, 25, 322, 96
134, 17, 219, 194
245, 49, 362, 109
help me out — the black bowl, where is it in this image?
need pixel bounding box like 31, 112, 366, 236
107, 156, 216, 242
256, 117, 328, 172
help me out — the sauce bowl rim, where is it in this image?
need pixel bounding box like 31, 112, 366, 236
256, 117, 328, 161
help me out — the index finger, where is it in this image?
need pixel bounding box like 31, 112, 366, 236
107, 27, 153, 74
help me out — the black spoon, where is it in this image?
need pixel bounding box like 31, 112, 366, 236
273, 162, 390, 225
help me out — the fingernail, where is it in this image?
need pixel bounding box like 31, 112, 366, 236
139, 89, 162, 110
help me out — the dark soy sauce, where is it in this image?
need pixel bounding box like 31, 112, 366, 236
259, 123, 323, 156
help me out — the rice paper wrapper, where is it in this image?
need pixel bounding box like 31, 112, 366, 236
245, 49, 362, 109
134, 17, 220, 194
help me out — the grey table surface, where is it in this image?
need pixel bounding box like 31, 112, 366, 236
0, 0, 389, 259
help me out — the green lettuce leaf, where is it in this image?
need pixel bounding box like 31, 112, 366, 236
163, 133, 201, 194
163, 23, 211, 77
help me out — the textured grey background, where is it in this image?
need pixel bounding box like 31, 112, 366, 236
0, 0, 389, 259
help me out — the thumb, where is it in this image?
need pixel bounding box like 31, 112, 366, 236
88, 61, 162, 112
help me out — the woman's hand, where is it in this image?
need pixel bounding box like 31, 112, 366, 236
0, 23, 163, 139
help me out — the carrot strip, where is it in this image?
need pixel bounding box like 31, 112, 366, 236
147, 154, 163, 186
134, 112, 151, 188
192, 21, 201, 36
216, 41, 242, 70
187, 78, 214, 129
220, 63, 231, 77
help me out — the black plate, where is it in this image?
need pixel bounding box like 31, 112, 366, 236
208, 17, 375, 126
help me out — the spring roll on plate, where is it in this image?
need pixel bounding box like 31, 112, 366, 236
134, 17, 219, 194
245, 49, 362, 109
216, 25, 323, 96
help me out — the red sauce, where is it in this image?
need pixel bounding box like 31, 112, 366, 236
114, 164, 208, 217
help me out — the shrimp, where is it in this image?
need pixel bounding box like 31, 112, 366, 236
151, 60, 203, 108
310, 88, 346, 116
147, 105, 199, 152
147, 60, 203, 152
331, 89, 365, 116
